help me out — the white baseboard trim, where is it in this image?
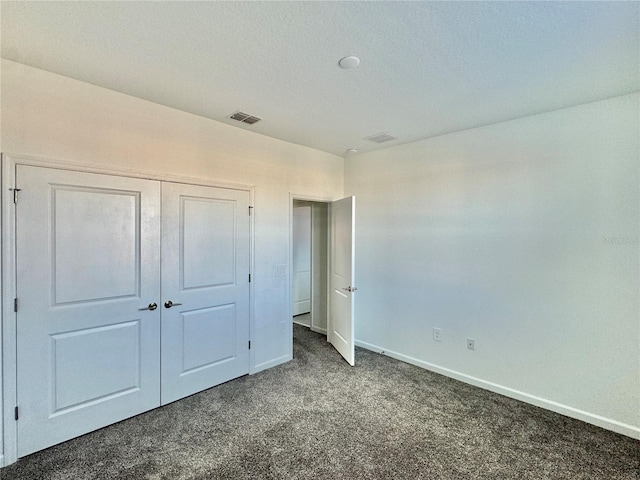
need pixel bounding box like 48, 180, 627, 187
355, 339, 640, 440
252, 354, 291, 374
0, 454, 4, 468
292, 320, 310, 328
310, 326, 327, 335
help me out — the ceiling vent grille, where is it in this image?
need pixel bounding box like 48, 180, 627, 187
364, 132, 397, 143
229, 111, 261, 125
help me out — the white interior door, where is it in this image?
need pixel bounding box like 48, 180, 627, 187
292, 205, 311, 316
329, 196, 356, 366
160, 182, 250, 405
15, 165, 162, 457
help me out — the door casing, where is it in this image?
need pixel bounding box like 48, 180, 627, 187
0, 153, 255, 467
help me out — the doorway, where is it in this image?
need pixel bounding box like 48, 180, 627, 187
290, 195, 356, 366
291, 199, 329, 335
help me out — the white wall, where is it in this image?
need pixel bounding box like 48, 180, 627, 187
345, 93, 640, 437
0, 59, 343, 374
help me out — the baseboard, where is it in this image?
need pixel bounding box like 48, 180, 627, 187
292, 321, 327, 335
355, 339, 640, 440
310, 326, 327, 335
252, 354, 291, 374
0, 454, 4, 468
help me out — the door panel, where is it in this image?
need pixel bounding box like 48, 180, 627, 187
161, 182, 250, 404
51, 320, 142, 412
52, 188, 139, 304
182, 197, 236, 289
329, 196, 356, 366
181, 305, 237, 373
16, 165, 161, 457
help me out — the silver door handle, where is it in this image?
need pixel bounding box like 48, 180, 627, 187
164, 300, 183, 309
342, 286, 358, 292
139, 302, 158, 311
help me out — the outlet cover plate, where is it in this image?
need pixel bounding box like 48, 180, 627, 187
433, 328, 442, 342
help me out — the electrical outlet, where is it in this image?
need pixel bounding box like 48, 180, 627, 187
433, 327, 442, 342
467, 338, 475, 350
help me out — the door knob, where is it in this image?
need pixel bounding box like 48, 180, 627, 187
164, 300, 183, 309
139, 302, 158, 311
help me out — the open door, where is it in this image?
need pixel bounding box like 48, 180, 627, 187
329, 196, 356, 366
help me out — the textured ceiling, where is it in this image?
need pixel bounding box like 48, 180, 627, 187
2, 1, 638, 156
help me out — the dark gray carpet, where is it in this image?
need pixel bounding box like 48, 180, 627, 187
2, 325, 639, 479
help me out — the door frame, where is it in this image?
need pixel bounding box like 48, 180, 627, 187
1, 153, 255, 467
288, 193, 333, 358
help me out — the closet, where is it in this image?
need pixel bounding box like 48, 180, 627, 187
14, 165, 250, 456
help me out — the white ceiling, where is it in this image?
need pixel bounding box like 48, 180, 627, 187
2, 1, 638, 157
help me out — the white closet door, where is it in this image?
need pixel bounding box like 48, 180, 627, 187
292, 205, 312, 316
16, 165, 162, 457
160, 182, 250, 405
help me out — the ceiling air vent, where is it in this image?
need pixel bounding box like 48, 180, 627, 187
229, 111, 261, 125
364, 132, 397, 143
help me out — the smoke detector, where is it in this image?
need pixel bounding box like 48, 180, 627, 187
339, 56, 361, 69
229, 111, 261, 125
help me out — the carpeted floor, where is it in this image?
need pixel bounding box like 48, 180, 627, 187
2, 324, 639, 479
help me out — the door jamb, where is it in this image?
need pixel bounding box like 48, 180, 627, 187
1, 153, 256, 467
1, 154, 18, 467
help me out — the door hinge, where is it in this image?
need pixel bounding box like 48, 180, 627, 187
14, 406, 19, 421
248, 340, 251, 350
14, 298, 18, 312
249, 206, 254, 216
11, 188, 21, 204
249, 273, 251, 283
